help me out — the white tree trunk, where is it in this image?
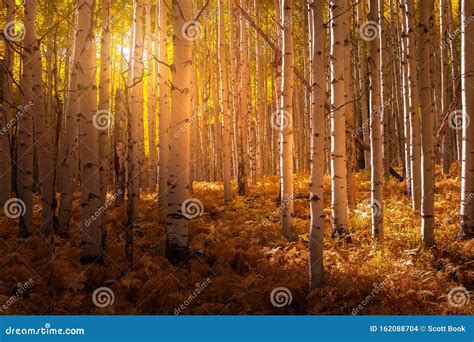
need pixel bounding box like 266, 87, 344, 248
158, 0, 170, 223
330, 0, 349, 238
459, 0, 474, 239
78, 0, 103, 263
219, 0, 233, 203
309, 0, 325, 288
418, 0, 435, 246
166, 0, 193, 265
280, 0, 294, 238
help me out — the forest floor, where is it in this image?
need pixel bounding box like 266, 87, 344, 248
0, 166, 473, 315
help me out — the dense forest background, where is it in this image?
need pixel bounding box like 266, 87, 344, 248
0, 0, 472, 314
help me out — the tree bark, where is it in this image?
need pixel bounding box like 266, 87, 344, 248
418, 0, 435, 246
309, 0, 325, 289
459, 0, 474, 239
330, 0, 349, 239
166, 0, 193, 265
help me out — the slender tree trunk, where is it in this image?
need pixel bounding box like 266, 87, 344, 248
113, 89, 127, 207
219, 0, 232, 203
459, 0, 474, 239
78, 0, 103, 263
330, 0, 349, 239
18, 0, 36, 237
368, 0, 384, 240
238, 0, 250, 195
0, 0, 14, 206
406, 0, 421, 211
344, 0, 356, 209
158, 0, 170, 223
127, 0, 145, 262
279, 0, 295, 238
58, 3, 82, 234
166, 0, 193, 265
147, 0, 157, 192
418, 0, 435, 246
400, 1, 412, 195
440, 0, 452, 174
357, 3, 370, 170
309, 0, 325, 289
98, 0, 112, 247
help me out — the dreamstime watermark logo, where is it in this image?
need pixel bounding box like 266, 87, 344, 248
174, 278, 212, 315
174, 104, 208, 139
4, 323, 85, 336
371, 199, 382, 217
441, 15, 474, 49
352, 281, 387, 315
352, 101, 390, 138
92, 110, 113, 130
0, 278, 34, 313
262, 194, 296, 225
448, 287, 470, 308
1, 101, 34, 136
3, 21, 26, 41
4, 198, 26, 219
448, 110, 469, 131
270, 287, 292, 308
85, 190, 122, 227
359, 21, 379, 41
182, 198, 204, 219
92, 287, 115, 308
182, 21, 202, 41
270, 108, 292, 131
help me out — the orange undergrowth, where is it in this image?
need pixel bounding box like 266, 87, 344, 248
0, 167, 472, 315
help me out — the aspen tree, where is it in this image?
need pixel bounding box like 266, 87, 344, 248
78, 0, 103, 262
405, 0, 421, 211
459, 0, 474, 239
343, 0, 356, 209
218, 0, 233, 203
309, 0, 325, 288
166, 0, 193, 264
418, 0, 435, 246
113, 89, 127, 207
238, 0, 250, 196
400, 0, 412, 196
58, 5, 82, 234
158, 0, 170, 223
127, 0, 145, 262
146, 0, 157, 192
440, 0, 452, 174
330, 0, 349, 238
357, 2, 370, 170
280, 0, 294, 238
18, 0, 36, 236
368, 0, 383, 239
98, 0, 112, 243
0, 0, 14, 206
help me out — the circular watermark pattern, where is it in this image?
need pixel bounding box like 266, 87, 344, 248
4, 198, 26, 219
3, 21, 26, 41
92, 287, 115, 308
448, 287, 470, 308
182, 198, 204, 219
182, 21, 202, 41
270, 108, 292, 131
359, 21, 379, 42
371, 199, 382, 217
448, 110, 469, 131
92, 110, 113, 130
270, 287, 292, 308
